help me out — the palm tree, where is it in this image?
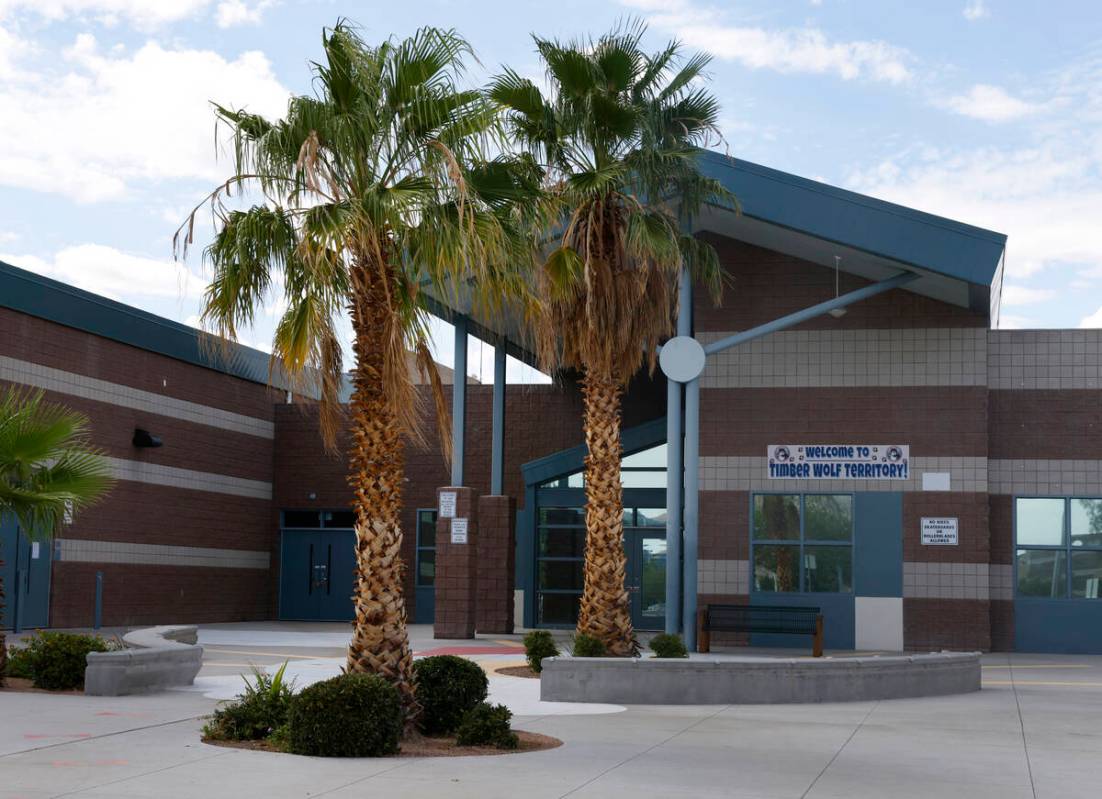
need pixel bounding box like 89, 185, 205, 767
176, 23, 540, 714
490, 23, 732, 656
0, 387, 114, 683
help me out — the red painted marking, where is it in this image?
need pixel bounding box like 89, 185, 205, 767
24, 733, 92, 740
414, 646, 524, 657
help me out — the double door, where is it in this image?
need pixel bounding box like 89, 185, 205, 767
1, 514, 51, 630
279, 529, 356, 621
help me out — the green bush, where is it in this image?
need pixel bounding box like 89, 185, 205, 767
412, 655, 488, 735
571, 633, 606, 658
649, 633, 688, 658
203, 662, 295, 741
455, 702, 518, 750
286, 673, 402, 757
10, 631, 110, 690
522, 630, 559, 674
5, 644, 35, 679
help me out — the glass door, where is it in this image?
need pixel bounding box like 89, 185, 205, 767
626, 507, 667, 630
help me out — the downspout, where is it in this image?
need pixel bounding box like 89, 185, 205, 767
664, 266, 691, 634
451, 315, 468, 487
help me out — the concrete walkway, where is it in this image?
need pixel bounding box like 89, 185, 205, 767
2, 624, 1101, 798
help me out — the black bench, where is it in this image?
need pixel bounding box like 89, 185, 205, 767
696, 604, 824, 657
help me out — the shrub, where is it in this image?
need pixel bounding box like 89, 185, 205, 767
649, 633, 688, 659
571, 633, 606, 658
13, 631, 109, 690
203, 662, 295, 741
5, 644, 35, 679
522, 630, 559, 674
412, 655, 488, 735
286, 673, 402, 757
455, 702, 518, 750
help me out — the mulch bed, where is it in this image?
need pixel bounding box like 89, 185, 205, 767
495, 665, 540, 679
0, 677, 83, 695
202, 730, 561, 757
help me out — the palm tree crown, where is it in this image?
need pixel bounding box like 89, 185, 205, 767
490, 22, 733, 655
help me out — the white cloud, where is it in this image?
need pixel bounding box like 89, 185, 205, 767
0, 1, 212, 28
1, 244, 209, 302
1001, 285, 1055, 306
945, 84, 1041, 122
0, 34, 290, 202
1081, 306, 1102, 328
215, 0, 273, 28
997, 314, 1037, 330
624, 0, 911, 83
963, 1, 989, 21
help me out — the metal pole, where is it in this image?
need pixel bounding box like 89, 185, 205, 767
490, 341, 507, 496
451, 315, 467, 487
703, 272, 919, 356
94, 571, 103, 630
12, 567, 22, 634
665, 266, 692, 634
682, 377, 700, 650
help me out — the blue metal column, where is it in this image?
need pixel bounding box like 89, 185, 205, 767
682, 377, 700, 649
491, 341, 506, 495
451, 315, 468, 487
665, 267, 691, 634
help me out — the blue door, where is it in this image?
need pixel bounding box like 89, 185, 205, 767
279, 528, 356, 621
1, 514, 52, 630
413, 509, 437, 624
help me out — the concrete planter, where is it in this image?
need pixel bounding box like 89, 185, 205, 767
84, 625, 203, 696
540, 652, 981, 704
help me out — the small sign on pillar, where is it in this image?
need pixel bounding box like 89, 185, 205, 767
439, 491, 457, 518
451, 517, 469, 544
921, 517, 959, 546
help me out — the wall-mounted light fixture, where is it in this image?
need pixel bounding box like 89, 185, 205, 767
828, 256, 848, 318
132, 428, 163, 448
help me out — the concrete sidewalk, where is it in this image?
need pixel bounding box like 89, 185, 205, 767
2, 625, 1101, 797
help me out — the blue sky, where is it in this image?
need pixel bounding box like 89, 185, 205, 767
1, 0, 1100, 381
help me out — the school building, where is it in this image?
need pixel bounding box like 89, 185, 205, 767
2, 152, 1100, 653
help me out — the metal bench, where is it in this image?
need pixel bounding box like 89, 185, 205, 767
696, 604, 824, 657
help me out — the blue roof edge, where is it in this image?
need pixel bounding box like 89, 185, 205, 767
697, 150, 1008, 287
0, 258, 281, 388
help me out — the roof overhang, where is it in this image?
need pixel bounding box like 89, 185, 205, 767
417, 149, 1010, 351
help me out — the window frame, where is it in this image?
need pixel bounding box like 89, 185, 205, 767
415, 508, 437, 588
750, 492, 855, 595
1014, 495, 1102, 601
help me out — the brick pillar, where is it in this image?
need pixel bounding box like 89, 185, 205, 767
476, 495, 516, 634
434, 486, 478, 639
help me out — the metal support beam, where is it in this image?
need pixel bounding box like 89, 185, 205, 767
664, 266, 692, 634
703, 271, 921, 356
491, 341, 507, 495
451, 315, 468, 487
681, 377, 700, 650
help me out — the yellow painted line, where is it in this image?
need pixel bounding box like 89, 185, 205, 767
201, 647, 328, 660
492, 640, 524, 648
984, 680, 1102, 687
982, 664, 1091, 670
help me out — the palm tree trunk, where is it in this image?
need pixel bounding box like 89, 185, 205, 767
576, 372, 638, 657
345, 260, 418, 720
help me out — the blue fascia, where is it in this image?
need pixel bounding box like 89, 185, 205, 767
695, 150, 1008, 289
0, 258, 285, 389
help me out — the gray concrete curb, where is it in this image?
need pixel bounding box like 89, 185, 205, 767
540, 651, 981, 704
84, 625, 203, 696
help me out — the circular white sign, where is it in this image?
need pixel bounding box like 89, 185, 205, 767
659, 336, 707, 383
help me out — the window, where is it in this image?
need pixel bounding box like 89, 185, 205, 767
537, 443, 667, 489
416, 509, 437, 587
752, 494, 853, 594
1016, 497, 1102, 600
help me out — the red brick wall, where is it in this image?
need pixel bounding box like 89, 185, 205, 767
905, 598, 991, 651
701, 387, 989, 458
989, 389, 1102, 458
692, 234, 988, 332
903, 493, 990, 563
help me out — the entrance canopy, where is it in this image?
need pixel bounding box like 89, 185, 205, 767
421, 149, 1009, 356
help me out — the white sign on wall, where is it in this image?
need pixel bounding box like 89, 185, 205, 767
767, 444, 910, 480
439, 491, 457, 519
450, 517, 469, 545
921, 517, 959, 546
